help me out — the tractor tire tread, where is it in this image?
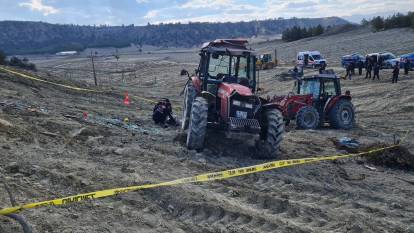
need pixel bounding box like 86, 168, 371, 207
329, 99, 355, 130
258, 109, 284, 159
186, 97, 208, 150
181, 82, 196, 130
296, 106, 320, 129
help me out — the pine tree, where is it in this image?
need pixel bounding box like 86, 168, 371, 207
371, 16, 385, 31
0, 49, 6, 65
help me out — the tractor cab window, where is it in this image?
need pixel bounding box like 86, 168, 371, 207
323, 80, 336, 96
299, 79, 320, 99
207, 53, 254, 86
208, 54, 230, 78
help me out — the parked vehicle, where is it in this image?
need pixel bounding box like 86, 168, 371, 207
271, 73, 355, 130
297, 51, 327, 68
384, 58, 400, 69
181, 39, 284, 158
366, 52, 396, 69
256, 49, 278, 70
341, 53, 365, 68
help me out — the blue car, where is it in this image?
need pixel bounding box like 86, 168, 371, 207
400, 53, 414, 70
341, 53, 365, 68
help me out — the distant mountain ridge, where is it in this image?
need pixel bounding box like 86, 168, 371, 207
0, 17, 348, 55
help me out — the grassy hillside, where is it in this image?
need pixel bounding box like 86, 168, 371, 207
255, 27, 414, 65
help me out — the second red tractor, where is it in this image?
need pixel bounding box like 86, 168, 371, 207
272, 74, 355, 129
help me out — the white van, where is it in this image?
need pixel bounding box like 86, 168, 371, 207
297, 51, 327, 68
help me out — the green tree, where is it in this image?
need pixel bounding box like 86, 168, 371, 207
0, 49, 6, 65
361, 18, 369, 26
371, 16, 385, 31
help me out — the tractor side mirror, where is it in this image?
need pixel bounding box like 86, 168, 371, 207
180, 69, 189, 77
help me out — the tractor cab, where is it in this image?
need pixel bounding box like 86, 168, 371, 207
296, 74, 341, 103
196, 39, 257, 92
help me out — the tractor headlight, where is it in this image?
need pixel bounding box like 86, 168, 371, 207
233, 100, 241, 106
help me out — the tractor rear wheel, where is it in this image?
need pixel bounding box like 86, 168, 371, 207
186, 97, 208, 150
296, 106, 320, 129
181, 82, 196, 130
328, 99, 355, 129
257, 109, 284, 159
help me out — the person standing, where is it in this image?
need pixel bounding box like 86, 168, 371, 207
365, 60, 372, 79
318, 63, 326, 74
358, 60, 363, 75
392, 62, 400, 83
373, 62, 380, 80
404, 58, 410, 75
344, 62, 353, 80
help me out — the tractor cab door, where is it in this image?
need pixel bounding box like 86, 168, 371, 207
319, 78, 340, 114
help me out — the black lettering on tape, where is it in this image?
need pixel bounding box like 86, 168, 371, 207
34, 201, 55, 208
263, 163, 275, 169
246, 167, 256, 173
62, 193, 96, 204
207, 173, 223, 179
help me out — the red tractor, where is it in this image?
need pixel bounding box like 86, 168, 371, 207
272, 74, 355, 129
180, 39, 284, 158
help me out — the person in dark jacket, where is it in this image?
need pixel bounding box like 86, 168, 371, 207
404, 58, 410, 75
392, 62, 400, 83
318, 63, 326, 74
344, 62, 354, 80
365, 60, 372, 79
373, 62, 380, 80
152, 98, 177, 127
358, 60, 363, 75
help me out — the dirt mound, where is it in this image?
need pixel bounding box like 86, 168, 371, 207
365, 145, 414, 171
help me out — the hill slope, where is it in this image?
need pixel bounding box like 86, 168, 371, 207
0, 17, 348, 55
255, 27, 414, 65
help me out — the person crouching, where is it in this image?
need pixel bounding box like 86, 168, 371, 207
153, 98, 178, 127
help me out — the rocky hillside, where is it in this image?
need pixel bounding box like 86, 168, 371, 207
0, 17, 348, 55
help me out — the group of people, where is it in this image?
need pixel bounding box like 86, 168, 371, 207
344, 57, 410, 83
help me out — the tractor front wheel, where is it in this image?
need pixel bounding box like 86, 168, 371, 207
328, 99, 355, 129
257, 109, 284, 159
186, 97, 208, 150
296, 106, 320, 129
181, 82, 196, 130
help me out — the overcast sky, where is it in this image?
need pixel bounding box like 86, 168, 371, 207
0, 0, 413, 25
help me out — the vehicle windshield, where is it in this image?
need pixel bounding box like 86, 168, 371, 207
311, 54, 322, 60
299, 79, 320, 98
208, 53, 254, 84
382, 54, 396, 60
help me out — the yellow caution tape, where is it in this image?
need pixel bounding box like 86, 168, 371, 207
0, 67, 102, 93
0, 130, 408, 216
0, 66, 181, 110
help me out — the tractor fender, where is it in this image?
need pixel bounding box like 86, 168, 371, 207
324, 95, 352, 113
261, 102, 284, 113
191, 76, 202, 93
